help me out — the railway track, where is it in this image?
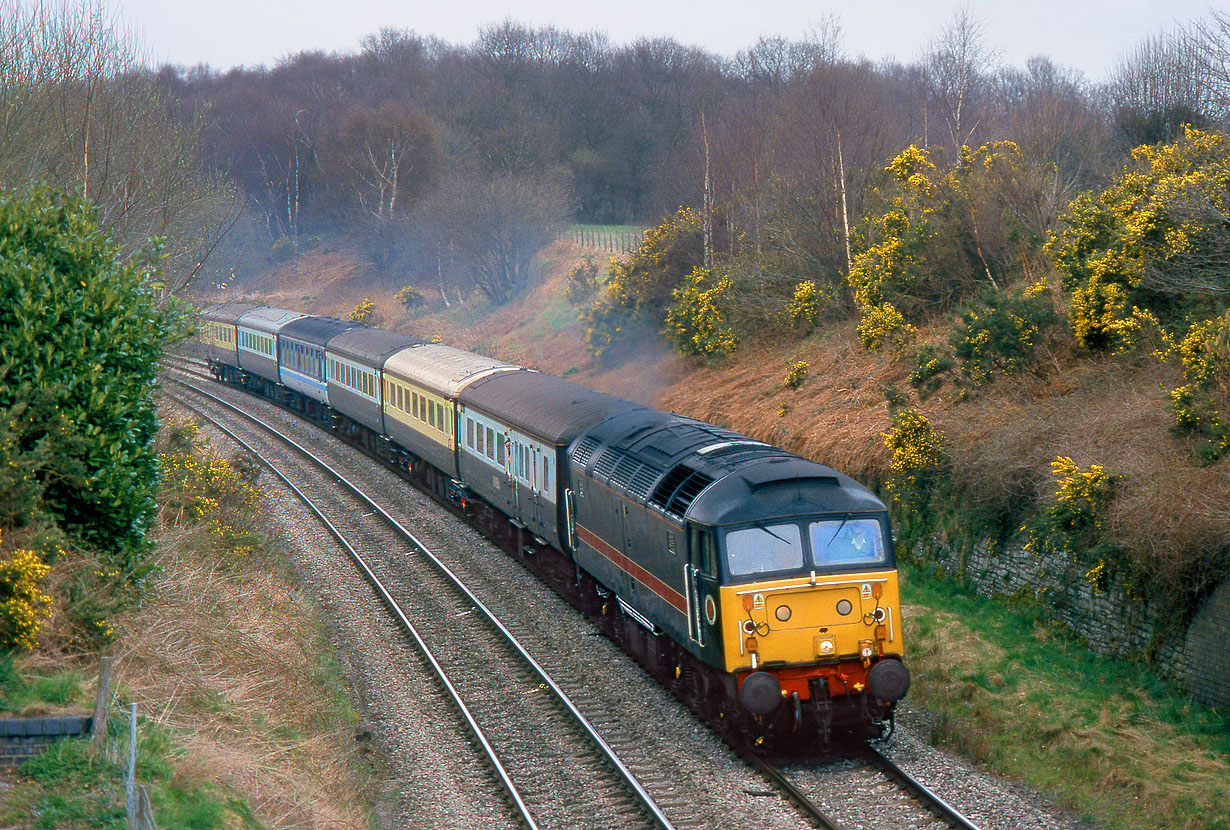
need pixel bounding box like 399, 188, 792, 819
164, 379, 675, 830
162, 359, 989, 830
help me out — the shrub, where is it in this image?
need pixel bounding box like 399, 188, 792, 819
583, 208, 704, 359
394, 286, 427, 309
1169, 311, 1230, 462
349, 298, 376, 325
950, 282, 1057, 385
856, 302, 917, 353
0, 530, 53, 651
1023, 456, 1122, 590
0, 189, 190, 564
908, 346, 954, 398
564, 256, 601, 304
783, 360, 809, 389
663, 268, 740, 357
784, 281, 827, 331
882, 408, 948, 524
1047, 127, 1230, 350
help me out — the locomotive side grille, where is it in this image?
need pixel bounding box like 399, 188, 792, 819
667, 470, 714, 515
610, 455, 641, 488
628, 465, 660, 501
573, 435, 601, 467
650, 464, 715, 517
593, 447, 620, 479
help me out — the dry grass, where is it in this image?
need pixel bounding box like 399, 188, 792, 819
109, 522, 371, 828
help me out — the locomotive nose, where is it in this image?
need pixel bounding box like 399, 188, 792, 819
738, 671, 783, 714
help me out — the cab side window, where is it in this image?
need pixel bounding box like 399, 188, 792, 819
689, 526, 717, 577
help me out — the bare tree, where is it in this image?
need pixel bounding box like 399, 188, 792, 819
925, 5, 998, 150
426, 170, 568, 304
1185, 9, 1230, 127
0, 0, 240, 294
1108, 29, 1211, 146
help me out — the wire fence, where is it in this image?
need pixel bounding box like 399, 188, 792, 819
92, 657, 158, 830
564, 226, 644, 255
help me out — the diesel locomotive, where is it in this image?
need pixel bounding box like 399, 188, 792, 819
197, 302, 910, 747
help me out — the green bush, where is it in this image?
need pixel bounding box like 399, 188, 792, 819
663, 268, 739, 357
0, 189, 190, 565
950, 282, 1057, 385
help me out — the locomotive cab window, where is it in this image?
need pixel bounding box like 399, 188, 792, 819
809, 517, 887, 567
689, 527, 718, 577
724, 523, 805, 577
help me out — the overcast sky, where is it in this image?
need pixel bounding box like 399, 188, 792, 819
112, 0, 1219, 83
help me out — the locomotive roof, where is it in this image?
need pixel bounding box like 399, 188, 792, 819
460, 370, 643, 445
383, 344, 518, 398
199, 302, 257, 326
573, 409, 885, 525
327, 327, 424, 366
237, 306, 310, 334
279, 314, 359, 347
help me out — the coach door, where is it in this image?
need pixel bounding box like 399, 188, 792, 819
503, 431, 520, 516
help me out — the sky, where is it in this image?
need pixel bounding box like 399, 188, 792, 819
111, 0, 1221, 83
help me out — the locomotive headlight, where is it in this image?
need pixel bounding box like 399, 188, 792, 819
774, 604, 792, 622
836, 599, 853, 616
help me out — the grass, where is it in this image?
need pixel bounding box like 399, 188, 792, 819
901, 562, 1230, 830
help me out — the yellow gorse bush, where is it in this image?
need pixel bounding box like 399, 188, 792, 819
1169, 311, 1230, 461
663, 268, 739, 357
350, 298, 376, 324
783, 360, 809, 389
0, 529, 53, 650
161, 418, 264, 563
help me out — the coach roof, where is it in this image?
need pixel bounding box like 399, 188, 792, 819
327, 327, 424, 368
383, 343, 518, 398
460, 369, 642, 445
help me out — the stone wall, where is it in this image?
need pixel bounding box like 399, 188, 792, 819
0, 715, 92, 766
920, 540, 1229, 707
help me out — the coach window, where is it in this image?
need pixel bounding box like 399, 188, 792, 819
467, 418, 475, 449
476, 422, 484, 455
497, 434, 505, 465
543, 457, 550, 491
486, 427, 495, 460
436, 402, 444, 432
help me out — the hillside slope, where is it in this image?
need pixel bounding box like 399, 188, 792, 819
205, 241, 1230, 622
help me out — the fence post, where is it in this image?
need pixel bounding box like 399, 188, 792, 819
126, 702, 137, 828
90, 656, 113, 753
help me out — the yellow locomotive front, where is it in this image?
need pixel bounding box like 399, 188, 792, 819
712, 514, 910, 740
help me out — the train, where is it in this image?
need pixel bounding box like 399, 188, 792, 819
197, 301, 911, 748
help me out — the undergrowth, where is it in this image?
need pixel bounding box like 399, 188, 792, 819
902, 564, 1230, 830
0, 413, 372, 828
